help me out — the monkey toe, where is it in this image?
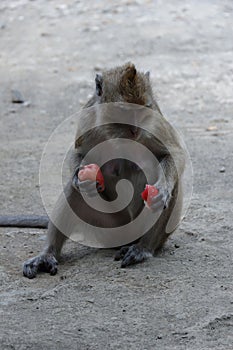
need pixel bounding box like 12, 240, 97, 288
39, 255, 58, 275
23, 265, 37, 279
23, 257, 40, 279
46, 257, 58, 276
120, 245, 152, 268
23, 254, 58, 278
114, 246, 130, 261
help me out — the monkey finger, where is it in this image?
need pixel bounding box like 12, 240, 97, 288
150, 192, 169, 210
147, 193, 164, 211
72, 175, 97, 193
121, 245, 151, 268
150, 192, 164, 204
78, 180, 100, 197
114, 246, 130, 261
149, 201, 164, 213
72, 174, 80, 191
81, 190, 100, 198
78, 180, 97, 191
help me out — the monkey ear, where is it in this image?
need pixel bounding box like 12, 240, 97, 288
145, 71, 150, 79
95, 74, 103, 96
145, 100, 153, 108
124, 63, 137, 84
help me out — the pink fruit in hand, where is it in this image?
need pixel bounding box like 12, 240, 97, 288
141, 184, 159, 208
78, 164, 105, 192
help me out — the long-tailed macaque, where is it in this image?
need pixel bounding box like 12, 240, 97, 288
23, 63, 186, 278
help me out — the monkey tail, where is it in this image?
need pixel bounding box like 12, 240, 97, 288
0, 215, 49, 228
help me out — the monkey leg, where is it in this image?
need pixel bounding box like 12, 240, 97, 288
23, 222, 67, 279
115, 183, 181, 268
23, 182, 79, 279
23, 177, 105, 279
114, 217, 169, 268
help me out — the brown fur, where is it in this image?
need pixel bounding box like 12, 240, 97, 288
23, 63, 185, 278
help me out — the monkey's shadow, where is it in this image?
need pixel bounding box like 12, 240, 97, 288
59, 243, 116, 266
60, 245, 96, 264
59, 241, 173, 268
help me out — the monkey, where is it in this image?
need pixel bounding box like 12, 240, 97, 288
22, 62, 186, 278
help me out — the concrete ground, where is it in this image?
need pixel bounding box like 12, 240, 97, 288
0, 0, 233, 349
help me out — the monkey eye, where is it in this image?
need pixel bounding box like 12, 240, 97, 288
95, 74, 103, 96
131, 163, 140, 171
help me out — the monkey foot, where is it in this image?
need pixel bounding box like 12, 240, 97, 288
114, 245, 152, 268
23, 254, 58, 279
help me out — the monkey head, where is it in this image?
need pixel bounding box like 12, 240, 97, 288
95, 62, 154, 108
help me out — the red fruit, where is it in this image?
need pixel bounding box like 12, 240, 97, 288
141, 186, 149, 201
96, 168, 105, 192
141, 184, 159, 207
78, 164, 105, 192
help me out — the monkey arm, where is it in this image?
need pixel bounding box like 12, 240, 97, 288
68, 148, 92, 193
158, 155, 179, 194
69, 146, 105, 195
141, 143, 185, 212
115, 153, 184, 267
159, 147, 185, 188
69, 148, 83, 176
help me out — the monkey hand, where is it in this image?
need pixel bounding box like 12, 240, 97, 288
141, 184, 170, 211
72, 164, 105, 197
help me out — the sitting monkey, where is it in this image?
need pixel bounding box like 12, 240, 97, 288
23, 63, 186, 278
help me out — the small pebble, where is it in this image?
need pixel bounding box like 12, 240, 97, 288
94, 66, 102, 72
23, 101, 31, 107
86, 299, 95, 304
9, 108, 16, 113
11, 89, 25, 103
219, 167, 225, 173
206, 125, 218, 131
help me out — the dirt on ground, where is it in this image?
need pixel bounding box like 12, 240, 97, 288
0, 1, 233, 349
